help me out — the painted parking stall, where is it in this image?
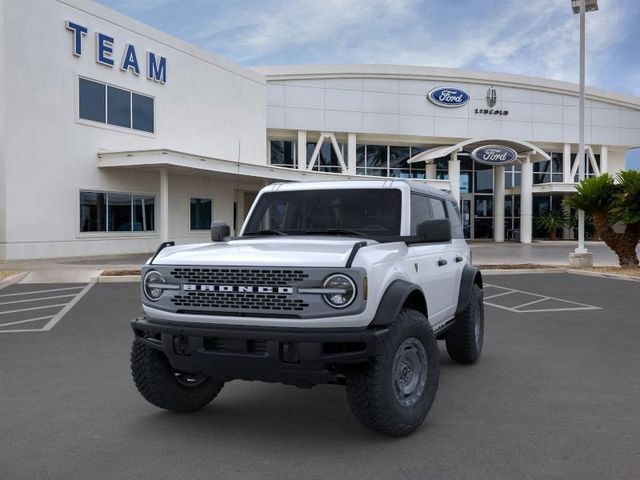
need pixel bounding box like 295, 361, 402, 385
0, 283, 94, 333
483, 282, 602, 313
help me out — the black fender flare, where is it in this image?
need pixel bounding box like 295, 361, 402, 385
455, 265, 483, 316
370, 279, 427, 326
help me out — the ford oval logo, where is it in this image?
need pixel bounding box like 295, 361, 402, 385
471, 145, 519, 166
427, 86, 470, 108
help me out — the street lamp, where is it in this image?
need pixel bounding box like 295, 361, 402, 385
570, 0, 597, 266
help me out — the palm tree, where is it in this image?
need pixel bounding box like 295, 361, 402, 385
534, 209, 568, 240
565, 172, 640, 267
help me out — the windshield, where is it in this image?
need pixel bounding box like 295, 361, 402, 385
242, 189, 402, 238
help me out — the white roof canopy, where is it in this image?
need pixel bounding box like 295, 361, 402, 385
407, 138, 551, 164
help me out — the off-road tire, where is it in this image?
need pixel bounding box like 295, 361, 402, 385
131, 340, 224, 413
445, 283, 484, 364
345, 309, 439, 436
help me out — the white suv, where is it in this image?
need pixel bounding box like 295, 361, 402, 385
131, 180, 484, 436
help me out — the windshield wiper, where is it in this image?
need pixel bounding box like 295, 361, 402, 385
304, 228, 369, 238
245, 229, 287, 236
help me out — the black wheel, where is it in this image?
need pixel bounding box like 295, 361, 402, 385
345, 309, 439, 437
131, 340, 224, 413
445, 283, 484, 364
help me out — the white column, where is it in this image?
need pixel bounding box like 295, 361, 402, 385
493, 165, 505, 242
563, 143, 573, 183
600, 145, 608, 174
562, 199, 573, 240
448, 153, 461, 206
520, 157, 533, 244
297, 130, 307, 170
347, 133, 357, 175
160, 168, 169, 243
425, 163, 437, 180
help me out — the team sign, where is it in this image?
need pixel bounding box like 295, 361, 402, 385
66, 21, 167, 84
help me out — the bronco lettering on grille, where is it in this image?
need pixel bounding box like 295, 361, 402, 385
182, 285, 294, 294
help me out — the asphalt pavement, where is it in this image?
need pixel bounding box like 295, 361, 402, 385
1, 273, 639, 480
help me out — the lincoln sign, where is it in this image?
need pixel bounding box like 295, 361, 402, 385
471, 145, 518, 166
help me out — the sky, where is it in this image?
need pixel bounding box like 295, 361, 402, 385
95, 0, 640, 169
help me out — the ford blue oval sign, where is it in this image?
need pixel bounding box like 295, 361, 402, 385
471, 145, 519, 166
427, 86, 470, 108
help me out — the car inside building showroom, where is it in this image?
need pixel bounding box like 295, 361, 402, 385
1, 0, 639, 261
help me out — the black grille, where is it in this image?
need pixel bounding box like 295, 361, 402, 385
171, 292, 309, 312
203, 337, 267, 356
170, 268, 309, 285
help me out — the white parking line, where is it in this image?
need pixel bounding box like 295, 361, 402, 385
483, 283, 602, 313
0, 303, 68, 316
0, 293, 78, 306
0, 283, 95, 333
0, 315, 54, 328
0, 286, 84, 298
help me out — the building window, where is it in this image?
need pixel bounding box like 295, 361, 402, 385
190, 198, 212, 230
356, 145, 427, 178
270, 140, 297, 168
534, 153, 564, 184
80, 190, 155, 233
306, 142, 344, 173
78, 78, 154, 133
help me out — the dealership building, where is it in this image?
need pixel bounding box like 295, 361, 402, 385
1, 0, 640, 261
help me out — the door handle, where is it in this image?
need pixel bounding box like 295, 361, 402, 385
455, 256, 464, 263
437, 259, 447, 267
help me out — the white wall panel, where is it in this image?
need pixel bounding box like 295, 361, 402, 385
363, 91, 398, 114
324, 88, 362, 111
362, 112, 398, 134
283, 107, 323, 130
284, 85, 324, 109
399, 94, 435, 116
398, 115, 434, 136
325, 110, 362, 132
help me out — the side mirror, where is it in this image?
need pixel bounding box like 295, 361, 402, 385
417, 219, 452, 243
211, 221, 231, 242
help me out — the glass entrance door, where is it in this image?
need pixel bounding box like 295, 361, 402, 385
461, 195, 472, 239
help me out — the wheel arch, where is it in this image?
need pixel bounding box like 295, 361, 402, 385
370, 279, 428, 326
455, 264, 483, 316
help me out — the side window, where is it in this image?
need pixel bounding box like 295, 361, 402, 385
429, 198, 447, 219
446, 200, 464, 238
410, 194, 431, 235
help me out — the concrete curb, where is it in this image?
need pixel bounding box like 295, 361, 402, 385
481, 268, 565, 275
480, 267, 640, 282
567, 269, 640, 282
93, 275, 141, 283
0, 272, 29, 290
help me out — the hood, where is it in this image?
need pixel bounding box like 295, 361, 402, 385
151, 237, 370, 267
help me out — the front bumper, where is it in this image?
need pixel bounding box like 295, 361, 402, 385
131, 317, 389, 387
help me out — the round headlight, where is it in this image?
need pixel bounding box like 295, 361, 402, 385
323, 274, 356, 309
143, 270, 165, 301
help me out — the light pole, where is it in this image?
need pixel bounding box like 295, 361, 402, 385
569, 0, 597, 266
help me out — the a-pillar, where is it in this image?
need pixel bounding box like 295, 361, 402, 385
448, 153, 461, 205
520, 156, 533, 244
160, 168, 169, 243
493, 165, 505, 242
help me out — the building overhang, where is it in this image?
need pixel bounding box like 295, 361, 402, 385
96, 148, 451, 189
407, 138, 552, 165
